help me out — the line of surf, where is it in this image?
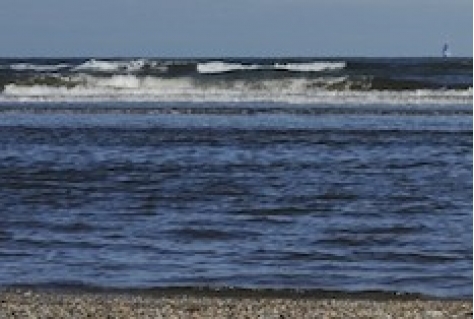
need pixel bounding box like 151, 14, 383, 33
197, 61, 346, 74
1, 83, 471, 105
9, 63, 71, 72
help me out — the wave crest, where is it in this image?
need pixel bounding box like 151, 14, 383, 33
73, 59, 147, 73
9, 63, 71, 72
197, 61, 346, 74
274, 62, 346, 72
2, 74, 471, 105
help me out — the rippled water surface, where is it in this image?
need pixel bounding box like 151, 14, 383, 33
0, 103, 472, 298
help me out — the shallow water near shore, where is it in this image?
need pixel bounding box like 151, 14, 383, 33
0, 100, 471, 298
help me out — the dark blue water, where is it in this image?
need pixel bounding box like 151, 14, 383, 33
0, 102, 471, 298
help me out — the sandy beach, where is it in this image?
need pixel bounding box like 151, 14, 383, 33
0, 288, 471, 319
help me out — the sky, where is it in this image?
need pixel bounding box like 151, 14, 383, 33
0, 0, 472, 57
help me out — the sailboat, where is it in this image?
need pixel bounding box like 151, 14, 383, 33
442, 43, 451, 58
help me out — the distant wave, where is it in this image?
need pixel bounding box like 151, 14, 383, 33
274, 62, 346, 72
9, 63, 71, 72
73, 59, 148, 72
197, 61, 346, 74
197, 61, 260, 74
4, 59, 347, 75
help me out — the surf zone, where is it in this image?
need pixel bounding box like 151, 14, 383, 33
0, 58, 471, 104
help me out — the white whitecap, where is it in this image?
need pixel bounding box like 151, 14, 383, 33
197, 61, 260, 74
73, 59, 146, 72
10, 63, 70, 72
274, 62, 346, 72
1, 74, 471, 105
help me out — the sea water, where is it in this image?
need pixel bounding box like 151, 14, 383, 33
0, 58, 472, 298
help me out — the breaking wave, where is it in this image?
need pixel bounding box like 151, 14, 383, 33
197, 61, 346, 74
274, 62, 346, 72
197, 62, 260, 74
1, 74, 471, 105
9, 63, 71, 72
73, 59, 147, 72
0, 57, 471, 104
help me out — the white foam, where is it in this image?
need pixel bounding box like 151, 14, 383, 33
10, 63, 70, 72
197, 61, 260, 74
197, 61, 346, 74
274, 62, 346, 72
73, 59, 146, 72
2, 75, 471, 105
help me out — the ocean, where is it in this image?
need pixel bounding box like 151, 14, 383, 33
0, 57, 472, 298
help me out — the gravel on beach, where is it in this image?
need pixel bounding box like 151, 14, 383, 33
0, 289, 472, 319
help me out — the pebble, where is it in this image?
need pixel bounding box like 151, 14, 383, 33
0, 290, 471, 319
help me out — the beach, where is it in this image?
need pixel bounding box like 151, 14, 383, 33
1, 288, 472, 319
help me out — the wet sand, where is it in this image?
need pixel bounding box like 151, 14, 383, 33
0, 288, 471, 318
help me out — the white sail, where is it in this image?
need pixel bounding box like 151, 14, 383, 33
442, 43, 451, 58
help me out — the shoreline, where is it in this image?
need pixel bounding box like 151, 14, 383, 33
1, 287, 471, 318
1, 285, 470, 301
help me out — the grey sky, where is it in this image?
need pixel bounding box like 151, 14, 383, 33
0, 0, 472, 57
